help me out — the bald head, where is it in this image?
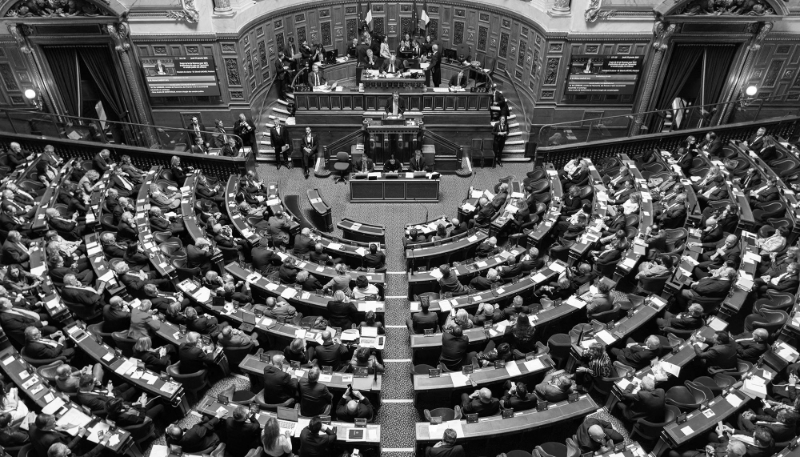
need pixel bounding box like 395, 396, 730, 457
478, 388, 493, 403
588, 424, 606, 442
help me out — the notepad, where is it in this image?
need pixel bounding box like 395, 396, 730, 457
505, 362, 521, 377
725, 393, 743, 407
681, 425, 694, 435
524, 358, 545, 372
449, 371, 470, 386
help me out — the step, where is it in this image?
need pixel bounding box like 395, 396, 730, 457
259, 140, 271, 146
507, 114, 516, 120
276, 99, 290, 106
502, 156, 531, 162
272, 107, 291, 115
286, 93, 295, 99
505, 146, 525, 153
264, 123, 275, 129
506, 139, 524, 146
509, 122, 520, 129
508, 131, 522, 137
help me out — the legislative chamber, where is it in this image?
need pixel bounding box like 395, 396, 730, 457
0, 0, 800, 456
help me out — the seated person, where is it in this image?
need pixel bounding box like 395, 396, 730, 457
133, 336, 176, 372
406, 299, 438, 334
657, 303, 705, 333
755, 261, 799, 297
148, 207, 185, 236
439, 326, 476, 372
45, 208, 84, 239
443, 309, 474, 332
460, 388, 500, 417
384, 155, 402, 172
614, 374, 665, 423
610, 335, 661, 370
636, 254, 674, 281
335, 387, 374, 422
364, 243, 386, 272
693, 234, 740, 279
500, 381, 538, 410
1, 231, 31, 269
149, 183, 180, 211
677, 267, 736, 310
296, 270, 324, 292
352, 275, 379, 299
424, 428, 465, 457
217, 325, 258, 348
694, 331, 737, 369
184, 307, 225, 337
165, 412, 223, 454
470, 198, 496, 228
755, 227, 787, 256
23, 326, 74, 361
575, 417, 625, 453
263, 297, 299, 324
735, 328, 769, 364
0, 412, 29, 447
116, 262, 169, 299
54, 363, 104, 394
60, 273, 106, 310
475, 237, 499, 258
437, 265, 468, 296
469, 268, 500, 291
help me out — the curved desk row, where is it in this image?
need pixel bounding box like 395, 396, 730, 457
526, 164, 564, 248
405, 230, 489, 270
0, 349, 134, 454
567, 160, 609, 265
29, 159, 75, 236
134, 167, 179, 279
407, 247, 524, 299
307, 188, 333, 232
611, 158, 655, 282
238, 354, 382, 394
404, 215, 451, 240
337, 217, 385, 245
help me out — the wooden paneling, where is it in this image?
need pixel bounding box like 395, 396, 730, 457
748, 40, 800, 104
0, 43, 32, 108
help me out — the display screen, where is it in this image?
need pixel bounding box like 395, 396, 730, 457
564, 55, 643, 95
142, 56, 221, 97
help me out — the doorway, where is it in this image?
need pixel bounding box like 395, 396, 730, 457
648, 43, 738, 133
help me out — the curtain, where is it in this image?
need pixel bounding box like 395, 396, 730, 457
77, 47, 127, 120
43, 48, 80, 116
703, 45, 737, 113
647, 45, 704, 133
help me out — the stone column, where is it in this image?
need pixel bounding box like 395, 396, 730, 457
107, 22, 158, 147
550, 0, 571, 16
629, 21, 677, 136
213, 0, 235, 16
716, 21, 773, 124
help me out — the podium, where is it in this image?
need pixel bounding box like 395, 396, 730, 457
362, 113, 423, 163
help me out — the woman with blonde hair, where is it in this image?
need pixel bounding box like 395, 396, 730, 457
322, 263, 352, 295
149, 182, 180, 210
261, 416, 293, 457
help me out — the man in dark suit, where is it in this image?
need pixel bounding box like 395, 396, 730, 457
233, 113, 257, 154
384, 91, 406, 116
335, 388, 374, 422
755, 262, 799, 297
274, 51, 291, 100
363, 243, 386, 271
185, 116, 209, 148
698, 131, 722, 157
472, 197, 497, 228
102, 297, 131, 333
220, 406, 261, 457
694, 331, 737, 369
676, 142, 698, 176
300, 126, 318, 179
610, 335, 660, 370
749, 176, 780, 208
178, 331, 215, 374
449, 218, 468, 237
355, 153, 375, 173
428, 44, 442, 87
23, 326, 74, 361
380, 54, 404, 74
314, 330, 349, 372
743, 127, 767, 153
269, 119, 292, 170
283, 36, 299, 66
406, 299, 439, 334
251, 243, 281, 273
61, 273, 106, 310
448, 67, 469, 89
187, 238, 214, 275
0, 298, 56, 347
166, 411, 223, 453
29, 413, 84, 457
693, 234, 740, 279
1, 231, 30, 269
424, 429, 466, 457
410, 149, 428, 172
298, 366, 334, 417
92, 149, 114, 173
262, 354, 298, 405
362, 49, 378, 69
307, 64, 326, 87
440, 327, 476, 372
575, 416, 624, 453
460, 388, 500, 417
500, 380, 538, 410
615, 374, 666, 423
736, 328, 769, 364
490, 85, 509, 119
492, 116, 509, 166
678, 266, 735, 310
657, 303, 705, 333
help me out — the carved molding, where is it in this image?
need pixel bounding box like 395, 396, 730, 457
106, 22, 131, 53
651, 20, 676, 50
166, 0, 199, 23
747, 21, 773, 51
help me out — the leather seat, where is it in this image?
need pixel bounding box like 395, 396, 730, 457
753, 292, 794, 313
744, 309, 788, 334
630, 405, 680, 443
167, 362, 209, 399
112, 331, 137, 357
20, 346, 67, 367
665, 385, 704, 411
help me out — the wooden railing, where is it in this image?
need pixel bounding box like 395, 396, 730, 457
536, 116, 800, 169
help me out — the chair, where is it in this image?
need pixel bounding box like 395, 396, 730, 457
219, 384, 256, 405
708, 360, 752, 378
413, 364, 436, 375
773, 158, 800, 177
590, 376, 621, 398
112, 331, 137, 357
253, 389, 296, 412
61, 298, 102, 322
744, 309, 788, 334
123, 420, 156, 446
630, 405, 680, 443
547, 334, 572, 369
712, 373, 737, 389
222, 342, 256, 374
172, 257, 201, 281
693, 376, 726, 395
36, 360, 65, 383
535, 442, 567, 457
15, 444, 31, 457
753, 292, 794, 313
527, 168, 546, 181
588, 303, 621, 324
159, 169, 178, 184
332, 152, 351, 183
753, 201, 786, 224
663, 228, 688, 255
637, 272, 671, 296
612, 361, 635, 378
219, 245, 241, 264
686, 380, 713, 403
423, 407, 462, 422
20, 346, 67, 367
167, 362, 209, 399
665, 385, 704, 411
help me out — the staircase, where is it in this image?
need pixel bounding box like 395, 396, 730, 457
255, 95, 293, 162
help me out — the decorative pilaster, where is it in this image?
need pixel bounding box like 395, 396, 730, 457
107, 21, 158, 147
549, 0, 571, 16
629, 21, 677, 136
8, 24, 63, 115
716, 21, 773, 124
213, 0, 235, 17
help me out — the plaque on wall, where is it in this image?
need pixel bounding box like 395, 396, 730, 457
564, 55, 642, 97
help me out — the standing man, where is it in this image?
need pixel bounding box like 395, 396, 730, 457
270, 119, 292, 169
347, 37, 359, 58
301, 126, 318, 179
185, 116, 209, 148
493, 115, 509, 167
283, 36, 299, 69
274, 51, 291, 101
428, 44, 442, 87
233, 113, 257, 155
384, 92, 406, 117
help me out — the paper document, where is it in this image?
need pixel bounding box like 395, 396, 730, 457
524, 358, 545, 372
725, 393, 743, 407
505, 362, 522, 377
449, 371, 471, 386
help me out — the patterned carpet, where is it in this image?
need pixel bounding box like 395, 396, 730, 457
144, 161, 633, 457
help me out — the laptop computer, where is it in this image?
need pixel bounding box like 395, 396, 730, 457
240, 312, 256, 333
276, 406, 299, 435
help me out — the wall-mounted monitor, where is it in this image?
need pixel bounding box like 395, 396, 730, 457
564, 55, 643, 96
142, 56, 221, 97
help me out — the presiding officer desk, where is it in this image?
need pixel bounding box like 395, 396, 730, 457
349, 172, 440, 203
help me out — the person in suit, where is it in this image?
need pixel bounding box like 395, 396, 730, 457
61, 272, 106, 311
166, 411, 223, 454
355, 153, 375, 173
424, 428, 465, 457
185, 116, 209, 148
335, 388, 374, 422
575, 417, 625, 453
326, 291, 359, 330
735, 328, 769, 363
0, 298, 57, 347
448, 68, 470, 89
298, 366, 333, 417
1, 231, 30, 269
657, 303, 705, 333
307, 64, 326, 87
694, 331, 738, 369
380, 54, 404, 74
187, 238, 214, 275
750, 176, 780, 210
233, 113, 257, 154
755, 262, 799, 297
298, 415, 337, 457
314, 330, 349, 372
678, 267, 735, 310
29, 414, 86, 457
300, 126, 318, 179
178, 331, 215, 374
405, 299, 439, 334
262, 354, 298, 405
610, 335, 661, 370
23, 326, 74, 361
384, 91, 406, 117
460, 388, 500, 417
428, 44, 442, 87
676, 144, 698, 177
270, 119, 292, 170
492, 115, 509, 166
219, 137, 239, 157
410, 149, 429, 172
92, 149, 114, 173
219, 406, 261, 457
499, 380, 539, 410
127, 300, 161, 340
362, 48, 378, 69
283, 36, 299, 64
440, 326, 477, 371
384, 155, 402, 172
657, 193, 688, 229
693, 234, 740, 279
102, 297, 131, 333
116, 262, 170, 299
274, 51, 291, 100
615, 374, 666, 423
743, 127, 767, 153
698, 131, 722, 157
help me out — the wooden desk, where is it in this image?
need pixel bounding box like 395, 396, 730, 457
415, 395, 597, 443
527, 165, 564, 248
0, 349, 134, 455
405, 230, 488, 270
350, 175, 439, 203
307, 188, 333, 232
27, 240, 70, 321
362, 77, 427, 90
338, 218, 385, 244
135, 167, 179, 279
613, 161, 655, 282
239, 354, 382, 395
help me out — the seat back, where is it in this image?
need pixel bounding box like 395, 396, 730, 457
665, 385, 699, 410
336, 151, 350, 162
111, 331, 137, 357
167, 362, 208, 396
428, 407, 456, 421
222, 343, 255, 373
536, 442, 567, 457
686, 380, 713, 402
36, 360, 65, 382
87, 322, 114, 346
20, 346, 66, 367
638, 272, 671, 296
